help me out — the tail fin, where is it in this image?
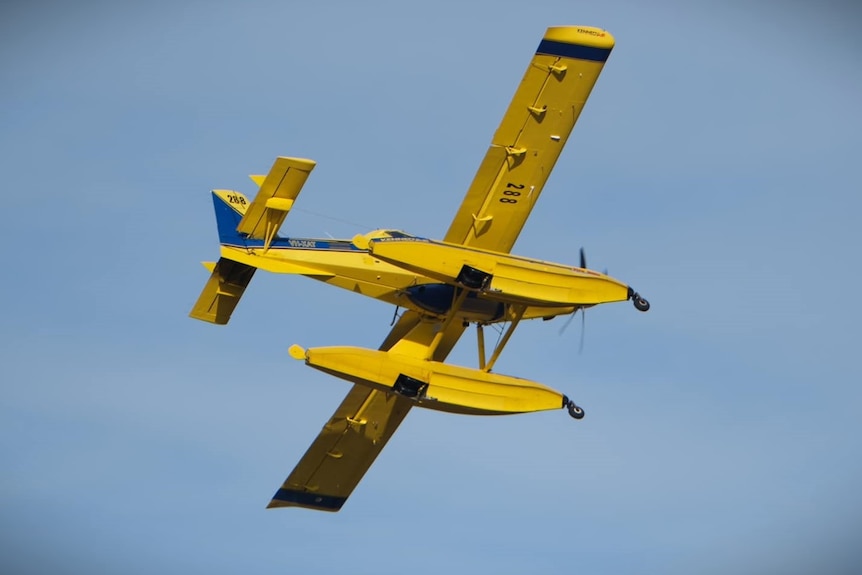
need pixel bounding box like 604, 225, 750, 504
211, 189, 250, 247
211, 157, 316, 249
190, 156, 315, 325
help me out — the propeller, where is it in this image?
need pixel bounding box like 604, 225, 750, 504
558, 306, 586, 353
578, 307, 585, 354
560, 246, 590, 351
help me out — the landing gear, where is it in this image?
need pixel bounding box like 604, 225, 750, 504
627, 287, 650, 312
568, 403, 585, 419
562, 395, 585, 420
632, 293, 650, 312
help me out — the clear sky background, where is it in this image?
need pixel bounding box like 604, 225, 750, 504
2, 1, 861, 573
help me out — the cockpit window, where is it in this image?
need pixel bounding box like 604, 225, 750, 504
383, 230, 415, 239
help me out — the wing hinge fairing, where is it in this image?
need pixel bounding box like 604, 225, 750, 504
528, 105, 547, 118
548, 63, 567, 75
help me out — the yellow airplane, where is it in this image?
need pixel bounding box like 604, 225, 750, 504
190, 25, 649, 512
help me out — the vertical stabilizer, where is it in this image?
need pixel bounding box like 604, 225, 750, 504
211, 190, 250, 246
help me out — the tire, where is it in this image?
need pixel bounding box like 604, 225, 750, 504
568, 404, 585, 420
633, 295, 650, 312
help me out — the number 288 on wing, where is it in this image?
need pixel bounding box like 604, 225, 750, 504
500, 183, 523, 204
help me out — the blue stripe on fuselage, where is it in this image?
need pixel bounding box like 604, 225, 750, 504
220, 236, 363, 252
211, 191, 363, 251
535, 39, 611, 62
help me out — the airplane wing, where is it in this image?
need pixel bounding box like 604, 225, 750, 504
267, 309, 467, 512
267, 385, 412, 512
443, 26, 614, 253
267, 312, 419, 511
269, 26, 613, 512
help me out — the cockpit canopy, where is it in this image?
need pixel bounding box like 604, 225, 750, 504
365, 229, 417, 240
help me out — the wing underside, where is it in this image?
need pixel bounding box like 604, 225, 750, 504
444, 26, 614, 254
267, 308, 468, 511
267, 385, 412, 512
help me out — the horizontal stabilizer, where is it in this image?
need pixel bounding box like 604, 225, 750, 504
189, 257, 256, 325
236, 157, 316, 249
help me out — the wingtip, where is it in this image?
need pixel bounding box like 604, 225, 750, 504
288, 344, 306, 360
544, 25, 615, 49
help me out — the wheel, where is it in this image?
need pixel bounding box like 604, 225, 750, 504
567, 403, 585, 420
633, 295, 650, 312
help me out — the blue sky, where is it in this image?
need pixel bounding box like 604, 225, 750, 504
2, 1, 861, 573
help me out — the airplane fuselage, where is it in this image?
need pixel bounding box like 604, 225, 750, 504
218, 230, 588, 324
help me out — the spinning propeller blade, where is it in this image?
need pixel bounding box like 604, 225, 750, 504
559, 308, 577, 336
558, 307, 586, 354
560, 247, 593, 352
579, 307, 585, 354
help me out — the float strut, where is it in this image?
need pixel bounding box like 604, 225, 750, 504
477, 323, 486, 370
426, 287, 469, 360
482, 305, 526, 372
